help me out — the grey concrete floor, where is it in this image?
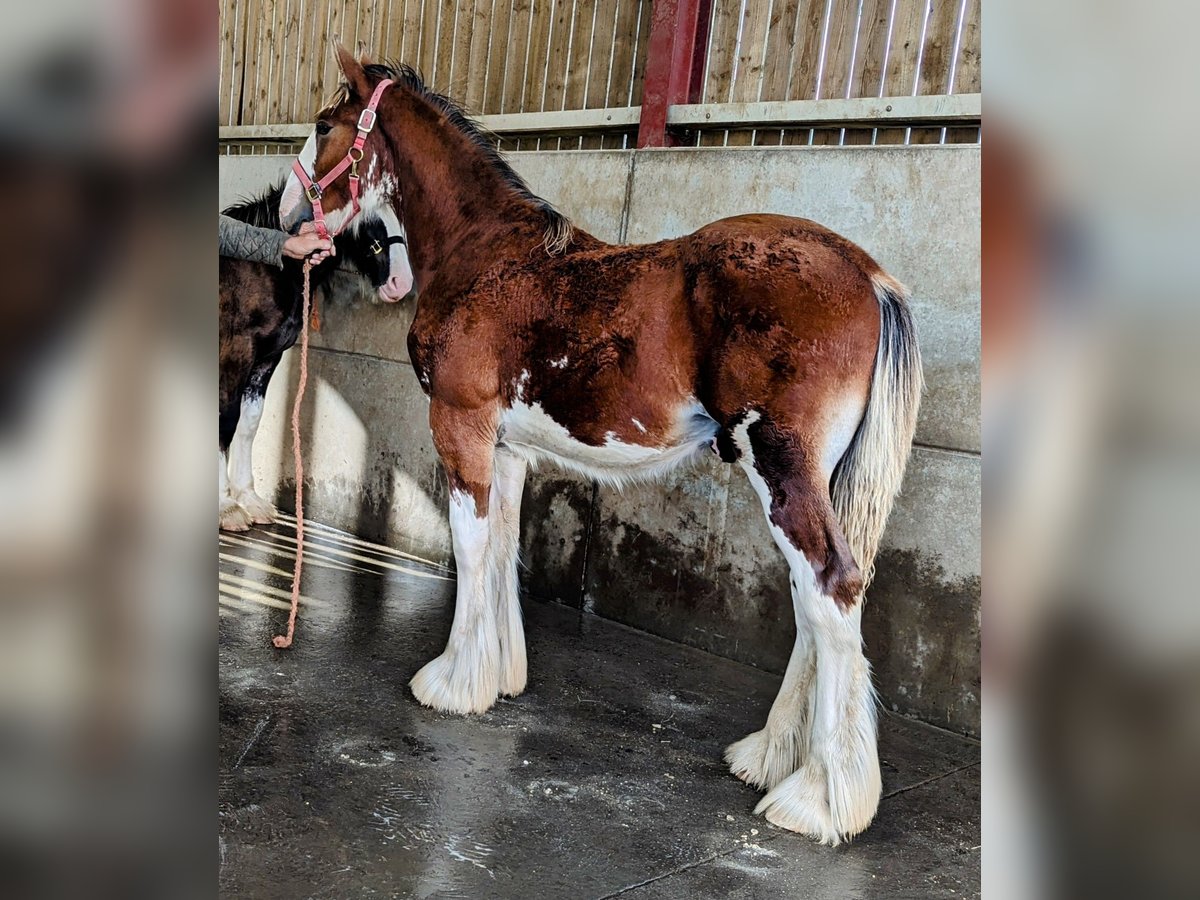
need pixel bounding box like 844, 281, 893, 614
219, 515, 980, 899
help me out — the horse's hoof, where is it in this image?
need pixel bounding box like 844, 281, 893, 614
235, 490, 277, 525
755, 763, 841, 844
220, 502, 253, 532
725, 727, 804, 792
410, 652, 499, 715
754, 758, 880, 845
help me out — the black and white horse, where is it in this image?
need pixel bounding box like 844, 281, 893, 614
219, 180, 411, 531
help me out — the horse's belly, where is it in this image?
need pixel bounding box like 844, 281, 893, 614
499, 400, 718, 483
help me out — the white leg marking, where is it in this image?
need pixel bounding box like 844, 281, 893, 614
219, 448, 252, 532
229, 393, 276, 525
725, 629, 815, 791
490, 450, 528, 697
734, 413, 881, 845
410, 490, 502, 714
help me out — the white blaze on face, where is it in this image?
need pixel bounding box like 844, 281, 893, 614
278, 132, 316, 230
374, 204, 414, 302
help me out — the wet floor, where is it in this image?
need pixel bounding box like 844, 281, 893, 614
219, 515, 980, 899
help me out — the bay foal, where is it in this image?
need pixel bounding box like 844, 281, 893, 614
280, 49, 922, 844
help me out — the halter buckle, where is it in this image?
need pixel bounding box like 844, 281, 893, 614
370, 240, 384, 255
357, 108, 377, 133
305, 182, 323, 202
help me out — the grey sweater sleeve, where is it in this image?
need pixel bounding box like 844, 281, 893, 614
219, 214, 288, 267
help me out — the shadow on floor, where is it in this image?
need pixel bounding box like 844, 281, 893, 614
219, 518, 980, 899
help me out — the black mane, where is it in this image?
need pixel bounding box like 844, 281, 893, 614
222, 180, 285, 229
346, 62, 574, 253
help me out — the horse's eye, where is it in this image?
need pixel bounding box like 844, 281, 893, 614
316, 121, 332, 136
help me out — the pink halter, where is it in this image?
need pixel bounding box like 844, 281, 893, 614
291, 78, 394, 240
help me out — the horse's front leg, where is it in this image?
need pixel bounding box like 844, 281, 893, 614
411, 401, 503, 715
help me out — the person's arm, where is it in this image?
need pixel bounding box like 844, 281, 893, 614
219, 214, 288, 267
219, 216, 335, 267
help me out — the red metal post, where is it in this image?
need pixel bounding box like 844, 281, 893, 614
637, 0, 712, 148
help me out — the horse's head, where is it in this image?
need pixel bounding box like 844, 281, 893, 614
342, 204, 413, 303
280, 44, 397, 237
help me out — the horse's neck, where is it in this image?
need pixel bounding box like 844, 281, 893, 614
384, 97, 540, 292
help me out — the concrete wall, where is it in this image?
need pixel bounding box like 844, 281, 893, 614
219, 146, 980, 734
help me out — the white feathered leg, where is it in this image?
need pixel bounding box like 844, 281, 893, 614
228, 392, 276, 524
490, 449, 528, 697
410, 488, 502, 714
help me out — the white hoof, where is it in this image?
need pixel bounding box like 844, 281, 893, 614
220, 500, 253, 532
725, 726, 806, 792
410, 651, 499, 715
755, 756, 881, 845
235, 490, 277, 525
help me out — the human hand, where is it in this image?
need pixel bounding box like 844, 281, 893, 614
283, 224, 335, 264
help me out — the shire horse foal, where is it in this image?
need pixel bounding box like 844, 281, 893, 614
280, 48, 923, 845
220, 180, 411, 531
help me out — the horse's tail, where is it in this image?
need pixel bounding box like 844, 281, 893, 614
830, 272, 924, 593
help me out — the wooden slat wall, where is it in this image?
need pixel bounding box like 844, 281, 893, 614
219, 0, 980, 148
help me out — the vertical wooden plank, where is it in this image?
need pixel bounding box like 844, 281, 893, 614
295, 0, 324, 121
479, 0, 513, 112
219, 0, 233, 126
626, 0, 654, 106
579, 0, 619, 148
873, 0, 924, 144
915, 0, 959, 94
396, 0, 420, 61
908, 0, 960, 143
354, 0, 378, 56
280, 0, 305, 122
499, 0, 534, 113
565, 0, 598, 110
521, 0, 554, 113
271, 0, 293, 124
417, 0, 443, 84
597, 0, 643, 148
240, 0, 264, 126
446, 0, 476, 99
840, 0, 887, 143
465, 0, 499, 111
541, 0, 574, 116
945, 0, 979, 142
779, 0, 830, 144
758, 0, 802, 101
953, 0, 978, 93
312, 0, 349, 117
698, 0, 738, 145
432, 0, 460, 92
725, 0, 771, 145
812, 0, 865, 144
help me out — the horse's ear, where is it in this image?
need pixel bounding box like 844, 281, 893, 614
356, 40, 369, 63
333, 41, 370, 98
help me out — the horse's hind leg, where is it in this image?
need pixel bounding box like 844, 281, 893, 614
734, 411, 880, 844
490, 448, 528, 697
228, 355, 281, 525
725, 622, 814, 791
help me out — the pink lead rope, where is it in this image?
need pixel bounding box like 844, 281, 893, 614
273, 262, 314, 650
275, 79, 394, 649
